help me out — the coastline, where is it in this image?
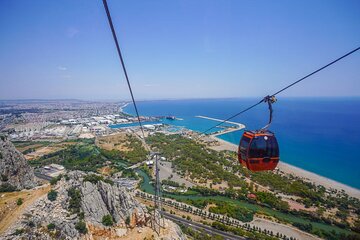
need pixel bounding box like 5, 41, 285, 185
196, 115, 246, 128
119, 102, 130, 113
210, 135, 360, 199
120, 104, 360, 199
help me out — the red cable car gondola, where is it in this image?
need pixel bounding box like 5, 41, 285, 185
238, 96, 280, 172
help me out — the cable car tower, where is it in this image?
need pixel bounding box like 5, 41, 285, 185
151, 152, 164, 234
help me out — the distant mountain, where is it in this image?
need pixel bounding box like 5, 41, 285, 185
0, 135, 37, 190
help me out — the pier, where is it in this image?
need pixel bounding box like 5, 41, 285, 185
195, 115, 245, 131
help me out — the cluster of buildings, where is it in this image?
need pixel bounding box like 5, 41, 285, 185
1, 100, 194, 142
114, 178, 139, 191
2, 106, 162, 141
0, 100, 128, 138
35, 163, 65, 180
60, 114, 133, 126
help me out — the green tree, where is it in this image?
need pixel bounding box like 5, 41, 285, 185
68, 187, 81, 214
47, 190, 58, 201
83, 174, 103, 184
50, 175, 62, 186
0, 183, 16, 192
16, 198, 23, 206
14, 228, 24, 235
47, 223, 56, 230
102, 214, 114, 226
125, 216, 131, 225
75, 221, 88, 234
292, 222, 313, 232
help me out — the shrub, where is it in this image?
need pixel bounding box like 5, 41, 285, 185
0, 183, 16, 192
104, 178, 114, 186
75, 221, 88, 234
16, 198, 23, 206
83, 174, 103, 184
102, 214, 114, 226
23, 148, 35, 154
208, 201, 254, 222
47, 190, 58, 201
292, 222, 313, 232
162, 179, 180, 187
121, 169, 139, 180
212, 221, 228, 231
256, 191, 289, 211
13, 228, 24, 235
47, 223, 56, 230
27, 221, 35, 228
125, 216, 131, 225
67, 187, 81, 214
1, 174, 8, 181
50, 175, 62, 186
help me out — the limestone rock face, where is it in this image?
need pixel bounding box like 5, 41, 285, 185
81, 179, 146, 227
0, 136, 36, 190
1, 177, 80, 240
162, 219, 186, 240
0, 171, 150, 239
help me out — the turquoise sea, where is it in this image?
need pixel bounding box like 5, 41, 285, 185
120, 98, 360, 189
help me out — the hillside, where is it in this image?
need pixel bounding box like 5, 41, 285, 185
0, 135, 37, 191
0, 171, 185, 239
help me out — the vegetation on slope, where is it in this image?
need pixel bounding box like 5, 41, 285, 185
146, 133, 360, 239
29, 136, 147, 173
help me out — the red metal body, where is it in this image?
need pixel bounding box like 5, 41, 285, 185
238, 130, 279, 172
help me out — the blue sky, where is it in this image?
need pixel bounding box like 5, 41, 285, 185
0, 0, 359, 100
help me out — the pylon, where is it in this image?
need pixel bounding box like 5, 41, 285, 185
151, 152, 164, 234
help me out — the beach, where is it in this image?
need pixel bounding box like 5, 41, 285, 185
122, 99, 360, 198
208, 135, 360, 199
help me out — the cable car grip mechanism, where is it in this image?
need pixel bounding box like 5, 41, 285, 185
261, 95, 277, 131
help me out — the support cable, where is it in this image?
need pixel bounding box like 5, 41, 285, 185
102, 0, 145, 138
200, 46, 360, 135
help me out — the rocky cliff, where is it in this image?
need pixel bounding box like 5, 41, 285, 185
1, 171, 185, 240
0, 135, 37, 190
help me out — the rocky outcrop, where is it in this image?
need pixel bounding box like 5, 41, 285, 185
161, 219, 186, 240
81, 179, 146, 227
0, 171, 184, 240
0, 135, 36, 190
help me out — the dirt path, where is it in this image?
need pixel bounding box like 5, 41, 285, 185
0, 184, 50, 234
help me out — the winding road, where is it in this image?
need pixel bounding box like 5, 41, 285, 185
161, 211, 246, 240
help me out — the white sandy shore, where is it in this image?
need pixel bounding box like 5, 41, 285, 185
209, 135, 360, 199
120, 106, 360, 199
119, 102, 129, 112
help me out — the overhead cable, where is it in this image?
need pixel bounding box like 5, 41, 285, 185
102, 0, 145, 138
200, 46, 360, 135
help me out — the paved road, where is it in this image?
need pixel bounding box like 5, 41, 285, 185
34, 171, 52, 181
161, 212, 246, 240
127, 160, 146, 169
